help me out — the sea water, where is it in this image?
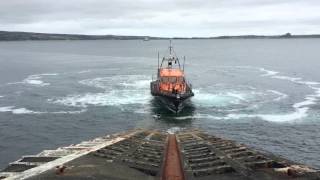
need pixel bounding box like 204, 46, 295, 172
0, 39, 319, 169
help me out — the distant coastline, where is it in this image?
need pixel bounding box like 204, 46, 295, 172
1, 31, 320, 41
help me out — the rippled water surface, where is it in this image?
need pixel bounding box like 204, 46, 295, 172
0, 39, 319, 169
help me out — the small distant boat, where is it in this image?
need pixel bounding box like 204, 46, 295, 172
143, 37, 150, 41
150, 41, 194, 112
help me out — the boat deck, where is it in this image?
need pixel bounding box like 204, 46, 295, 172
1, 129, 319, 180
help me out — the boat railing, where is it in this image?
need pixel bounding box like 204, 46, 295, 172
186, 82, 192, 93
152, 74, 159, 81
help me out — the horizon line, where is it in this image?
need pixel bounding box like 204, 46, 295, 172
2, 30, 320, 38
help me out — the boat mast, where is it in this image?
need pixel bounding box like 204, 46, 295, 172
157, 52, 160, 77
183, 56, 185, 72
169, 40, 173, 56
158, 52, 160, 69
159, 40, 182, 69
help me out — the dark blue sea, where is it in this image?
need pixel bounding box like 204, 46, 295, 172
0, 39, 319, 169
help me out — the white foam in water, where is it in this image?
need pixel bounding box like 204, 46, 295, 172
225, 92, 247, 101
51, 91, 151, 107
77, 70, 91, 74
79, 75, 150, 90
0, 106, 86, 115
175, 107, 308, 122
190, 87, 279, 113
267, 90, 288, 101
167, 127, 182, 134
0, 106, 40, 114
256, 108, 309, 122
25, 79, 49, 86
52, 75, 152, 108
0, 95, 3, 98
226, 106, 309, 122
259, 68, 279, 77
192, 89, 247, 107
272, 75, 302, 82
134, 106, 151, 114
7, 73, 58, 87
119, 80, 150, 89
174, 114, 222, 120
293, 97, 317, 108
303, 81, 320, 85
79, 77, 109, 89
241, 68, 320, 122
51, 109, 87, 114
210, 68, 320, 122
176, 67, 320, 123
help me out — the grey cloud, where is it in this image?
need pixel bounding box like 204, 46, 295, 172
0, 0, 319, 36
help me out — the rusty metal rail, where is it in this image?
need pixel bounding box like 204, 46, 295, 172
162, 134, 185, 180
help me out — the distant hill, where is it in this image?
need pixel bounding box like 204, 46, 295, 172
0, 31, 160, 41
170, 33, 320, 39
209, 33, 320, 39
0, 31, 320, 41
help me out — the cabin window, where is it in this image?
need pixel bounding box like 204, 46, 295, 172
161, 77, 169, 82
169, 77, 177, 83
161, 76, 184, 83
177, 77, 183, 82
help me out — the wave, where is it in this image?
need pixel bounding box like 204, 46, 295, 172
36, 73, 59, 76
119, 80, 150, 89
174, 114, 219, 120
260, 68, 320, 119
79, 75, 150, 90
167, 127, 183, 134
0, 106, 39, 114
272, 75, 302, 82
134, 106, 152, 114
259, 68, 279, 77
175, 67, 320, 123
226, 108, 309, 122
51, 75, 151, 108
0, 106, 86, 115
50, 91, 151, 107
175, 108, 308, 122
209, 67, 320, 122
50, 109, 87, 114
77, 70, 91, 74
191, 88, 286, 109
192, 89, 248, 107
267, 90, 288, 101
7, 73, 58, 87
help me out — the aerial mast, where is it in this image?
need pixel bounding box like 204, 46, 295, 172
183, 56, 186, 72
169, 40, 172, 55
158, 52, 160, 69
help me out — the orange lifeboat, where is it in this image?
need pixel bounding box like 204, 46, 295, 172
150, 41, 194, 112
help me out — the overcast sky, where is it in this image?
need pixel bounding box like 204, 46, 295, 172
0, 0, 319, 37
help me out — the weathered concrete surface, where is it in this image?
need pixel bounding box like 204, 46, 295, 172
1, 129, 320, 180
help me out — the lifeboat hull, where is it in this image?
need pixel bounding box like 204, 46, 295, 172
151, 81, 194, 112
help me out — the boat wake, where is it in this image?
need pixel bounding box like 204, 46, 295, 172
176, 67, 320, 123
2, 67, 319, 122
192, 89, 248, 107
254, 67, 320, 122
0, 106, 86, 115
7, 73, 58, 87
50, 75, 152, 108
